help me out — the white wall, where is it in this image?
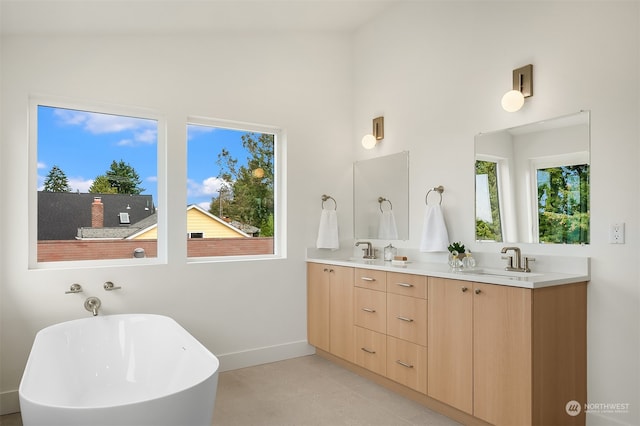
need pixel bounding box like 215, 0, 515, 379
353, 2, 639, 425
0, 33, 356, 413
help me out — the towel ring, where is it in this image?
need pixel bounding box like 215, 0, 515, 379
378, 197, 393, 212
425, 185, 444, 205
321, 194, 337, 210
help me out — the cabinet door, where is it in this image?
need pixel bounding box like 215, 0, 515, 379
387, 272, 427, 299
387, 336, 427, 394
329, 265, 355, 362
307, 263, 330, 352
355, 268, 387, 291
354, 287, 387, 333
473, 282, 532, 426
427, 277, 473, 414
355, 326, 386, 376
387, 293, 427, 346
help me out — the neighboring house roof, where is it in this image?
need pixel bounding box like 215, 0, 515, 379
38, 191, 155, 240
77, 213, 158, 240
80, 204, 253, 240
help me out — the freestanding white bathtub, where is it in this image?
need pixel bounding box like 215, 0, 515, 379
19, 314, 219, 426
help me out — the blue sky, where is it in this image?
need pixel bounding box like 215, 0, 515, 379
38, 106, 251, 210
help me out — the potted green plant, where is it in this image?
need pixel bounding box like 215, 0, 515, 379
447, 241, 465, 256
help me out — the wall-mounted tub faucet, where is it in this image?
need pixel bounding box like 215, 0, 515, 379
84, 297, 101, 316
103, 281, 122, 291
65, 283, 83, 294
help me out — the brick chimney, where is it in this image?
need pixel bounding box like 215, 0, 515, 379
92, 197, 104, 228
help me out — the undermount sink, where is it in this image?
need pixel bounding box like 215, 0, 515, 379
459, 268, 543, 278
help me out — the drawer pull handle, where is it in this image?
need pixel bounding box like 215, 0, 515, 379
396, 316, 414, 322
360, 277, 376, 281
360, 347, 376, 354
397, 282, 414, 288
396, 360, 414, 369
361, 307, 376, 313
475, 288, 482, 295
461, 286, 468, 292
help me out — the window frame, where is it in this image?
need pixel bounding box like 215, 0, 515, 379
186, 116, 286, 263
29, 96, 167, 269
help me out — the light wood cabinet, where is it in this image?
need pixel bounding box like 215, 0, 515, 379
387, 335, 427, 394
354, 287, 387, 333
354, 326, 386, 376
387, 293, 427, 346
308, 262, 586, 426
354, 268, 387, 291
307, 263, 355, 362
428, 277, 586, 426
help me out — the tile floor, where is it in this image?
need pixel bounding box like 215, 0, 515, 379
1, 354, 460, 426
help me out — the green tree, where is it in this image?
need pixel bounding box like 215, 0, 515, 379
209, 132, 274, 236
105, 160, 144, 194
537, 164, 589, 244
88, 175, 118, 194
475, 160, 503, 242
43, 165, 72, 192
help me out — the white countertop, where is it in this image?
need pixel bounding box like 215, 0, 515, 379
306, 252, 590, 289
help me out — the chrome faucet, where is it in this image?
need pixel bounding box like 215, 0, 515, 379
355, 241, 376, 259
500, 246, 535, 272
84, 297, 102, 316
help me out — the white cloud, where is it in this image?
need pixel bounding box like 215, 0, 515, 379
187, 176, 225, 198
53, 108, 156, 142
69, 177, 94, 193
197, 201, 211, 211
37, 161, 47, 170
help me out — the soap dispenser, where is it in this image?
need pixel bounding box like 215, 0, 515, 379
383, 243, 397, 261
462, 251, 476, 270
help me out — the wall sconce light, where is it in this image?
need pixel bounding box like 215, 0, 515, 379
361, 116, 384, 149
501, 64, 533, 112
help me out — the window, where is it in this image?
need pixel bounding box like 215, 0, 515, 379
535, 163, 590, 244
187, 118, 281, 259
475, 160, 503, 242
32, 100, 162, 266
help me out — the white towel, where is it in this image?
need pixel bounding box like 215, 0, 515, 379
378, 210, 398, 240
419, 204, 449, 252
316, 209, 339, 249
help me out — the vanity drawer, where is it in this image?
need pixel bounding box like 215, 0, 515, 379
354, 287, 387, 333
386, 272, 427, 299
387, 293, 427, 346
354, 326, 387, 376
387, 335, 427, 394
355, 268, 387, 292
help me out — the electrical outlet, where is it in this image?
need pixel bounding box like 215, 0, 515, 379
609, 223, 625, 244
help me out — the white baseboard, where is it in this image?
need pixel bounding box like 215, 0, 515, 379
0, 389, 20, 416
216, 339, 316, 372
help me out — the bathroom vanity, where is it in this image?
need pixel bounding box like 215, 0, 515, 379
306, 255, 588, 426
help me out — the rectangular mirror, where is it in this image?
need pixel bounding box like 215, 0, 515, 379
354, 151, 409, 240
475, 111, 590, 244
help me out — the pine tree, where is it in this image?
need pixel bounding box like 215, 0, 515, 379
88, 175, 118, 194
105, 160, 144, 194
43, 165, 72, 192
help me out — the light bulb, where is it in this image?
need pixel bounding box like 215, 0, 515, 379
361, 134, 377, 149
501, 90, 525, 112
